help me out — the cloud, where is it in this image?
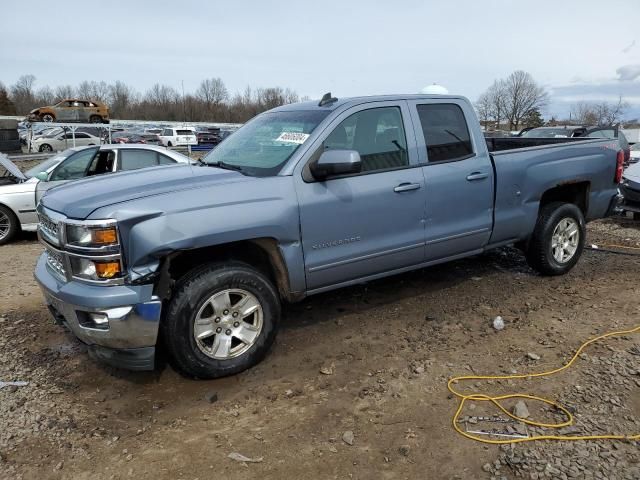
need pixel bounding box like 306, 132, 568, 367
622, 40, 636, 54
617, 64, 640, 81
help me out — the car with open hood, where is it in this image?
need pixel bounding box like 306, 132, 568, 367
0, 145, 190, 244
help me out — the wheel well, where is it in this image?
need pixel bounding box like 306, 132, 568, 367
539, 181, 589, 216
161, 238, 295, 302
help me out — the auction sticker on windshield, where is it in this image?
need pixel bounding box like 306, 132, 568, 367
275, 132, 310, 144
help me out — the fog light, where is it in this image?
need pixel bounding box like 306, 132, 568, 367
89, 312, 109, 326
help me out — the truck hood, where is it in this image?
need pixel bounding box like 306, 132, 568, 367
40, 164, 252, 219
0, 154, 28, 182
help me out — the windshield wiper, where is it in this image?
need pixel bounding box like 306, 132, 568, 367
205, 161, 246, 174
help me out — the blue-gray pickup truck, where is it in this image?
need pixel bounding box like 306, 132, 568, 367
34, 94, 625, 378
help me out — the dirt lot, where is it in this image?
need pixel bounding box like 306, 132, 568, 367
1, 215, 639, 480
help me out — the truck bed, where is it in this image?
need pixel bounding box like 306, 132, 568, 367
488, 138, 618, 246
485, 136, 584, 152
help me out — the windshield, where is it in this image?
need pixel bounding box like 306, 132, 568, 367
631, 144, 640, 152
203, 110, 330, 176
522, 128, 574, 138
24, 150, 76, 177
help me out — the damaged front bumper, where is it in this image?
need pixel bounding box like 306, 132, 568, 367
34, 253, 161, 370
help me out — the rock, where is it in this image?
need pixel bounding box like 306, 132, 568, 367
482, 462, 492, 472
328, 445, 337, 453
55, 461, 63, 470
342, 430, 354, 446
412, 364, 425, 374
205, 392, 218, 404
513, 400, 530, 419
228, 452, 263, 463
493, 316, 505, 331
125, 454, 133, 462
398, 445, 410, 456
320, 364, 335, 375
527, 352, 541, 361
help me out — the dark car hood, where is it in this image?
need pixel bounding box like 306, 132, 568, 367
41, 164, 252, 219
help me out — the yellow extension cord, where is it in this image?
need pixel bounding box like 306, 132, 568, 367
448, 324, 640, 444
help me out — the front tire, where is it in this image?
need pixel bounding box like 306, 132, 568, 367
161, 262, 281, 379
525, 202, 586, 276
40, 113, 55, 122
39, 144, 53, 152
89, 115, 102, 124
0, 205, 19, 245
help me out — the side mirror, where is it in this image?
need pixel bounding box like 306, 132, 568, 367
35, 171, 49, 181
311, 150, 361, 180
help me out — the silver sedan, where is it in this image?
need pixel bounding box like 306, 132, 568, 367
0, 145, 191, 244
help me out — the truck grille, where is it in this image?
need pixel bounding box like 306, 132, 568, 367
45, 248, 66, 278
38, 212, 59, 243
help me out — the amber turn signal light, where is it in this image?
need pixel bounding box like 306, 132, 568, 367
91, 228, 118, 245
95, 261, 121, 279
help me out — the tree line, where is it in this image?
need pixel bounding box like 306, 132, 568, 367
0, 75, 306, 123
475, 70, 631, 131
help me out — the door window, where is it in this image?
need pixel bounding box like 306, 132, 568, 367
158, 154, 176, 165
49, 147, 98, 181
323, 107, 408, 173
417, 104, 473, 162
118, 150, 160, 171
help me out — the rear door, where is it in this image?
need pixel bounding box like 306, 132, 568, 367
295, 101, 427, 291
408, 100, 494, 260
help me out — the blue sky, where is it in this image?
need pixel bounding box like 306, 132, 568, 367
1, 0, 639, 119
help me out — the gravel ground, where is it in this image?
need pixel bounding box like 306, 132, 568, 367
0, 159, 638, 479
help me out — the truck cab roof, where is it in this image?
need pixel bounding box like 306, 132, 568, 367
270, 94, 471, 113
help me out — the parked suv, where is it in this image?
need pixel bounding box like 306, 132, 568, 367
159, 127, 197, 147
27, 99, 110, 124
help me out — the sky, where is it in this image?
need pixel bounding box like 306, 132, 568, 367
1, 0, 639, 119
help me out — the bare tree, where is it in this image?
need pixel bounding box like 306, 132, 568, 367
502, 71, 548, 130
570, 97, 629, 126
0, 82, 16, 115
54, 85, 75, 101
475, 80, 508, 129
196, 78, 228, 106
10, 74, 37, 113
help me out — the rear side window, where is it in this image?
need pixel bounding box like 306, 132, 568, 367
158, 154, 176, 165
119, 150, 160, 171
417, 104, 473, 162
162, 129, 172, 136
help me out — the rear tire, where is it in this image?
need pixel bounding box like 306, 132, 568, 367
161, 262, 281, 379
89, 115, 102, 124
0, 205, 19, 245
39, 144, 53, 152
525, 202, 586, 276
167, 141, 173, 147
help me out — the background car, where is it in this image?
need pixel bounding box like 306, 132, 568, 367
519, 126, 588, 138
159, 127, 197, 147
32, 131, 101, 152
0, 145, 191, 244
195, 126, 220, 145
27, 99, 110, 123
620, 162, 640, 220
629, 143, 639, 165
112, 132, 148, 144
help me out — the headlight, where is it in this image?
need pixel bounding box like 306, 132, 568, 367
66, 224, 118, 248
69, 257, 122, 281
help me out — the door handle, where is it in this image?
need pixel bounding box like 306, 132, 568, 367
466, 172, 489, 181
394, 182, 422, 193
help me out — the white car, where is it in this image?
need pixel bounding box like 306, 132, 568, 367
630, 143, 639, 165
0, 145, 191, 244
159, 127, 197, 147
32, 131, 101, 152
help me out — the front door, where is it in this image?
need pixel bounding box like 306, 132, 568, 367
296, 102, 426, 291
408, 100, 494, 260
35, 147, 100, 203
